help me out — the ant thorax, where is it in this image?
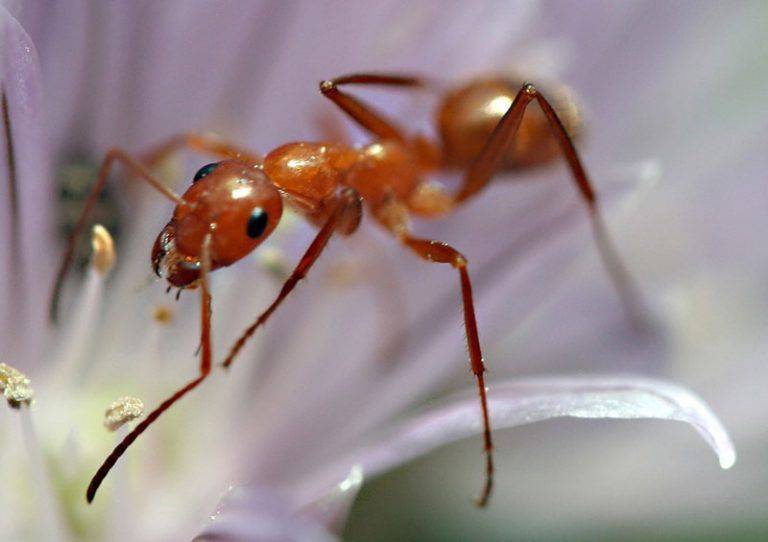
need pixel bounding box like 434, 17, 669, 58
263, 138, 435, 215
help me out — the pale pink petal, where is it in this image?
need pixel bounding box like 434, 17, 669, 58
197, 465, 363, 541
300, 376, 734, 502
0, 6, 52, 369
300, 465, 363, 535
230, 166, 651, 488
195, 486, 336, 542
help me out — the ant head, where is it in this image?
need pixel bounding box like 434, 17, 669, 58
152, 160, 283, 286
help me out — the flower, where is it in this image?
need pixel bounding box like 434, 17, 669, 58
343, 2, 768, 539
0, 2, 744, 540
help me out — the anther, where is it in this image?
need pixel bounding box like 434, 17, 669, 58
103, 396, 144, 432
0, 362, 34, 408
91, 224, 116, 276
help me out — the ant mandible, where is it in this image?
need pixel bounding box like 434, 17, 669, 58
50, 73, 639, 506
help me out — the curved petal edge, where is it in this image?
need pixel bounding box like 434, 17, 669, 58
303, 375, 736, 503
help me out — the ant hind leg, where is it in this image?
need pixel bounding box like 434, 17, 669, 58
458, 83, 646, 326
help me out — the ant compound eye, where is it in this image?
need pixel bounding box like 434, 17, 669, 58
246, 207, 268, 238
193, 162, 219, 182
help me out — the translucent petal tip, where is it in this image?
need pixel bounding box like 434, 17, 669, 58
308, 375, 736, 497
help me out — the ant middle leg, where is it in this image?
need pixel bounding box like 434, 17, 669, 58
405, 236, 494, 506
222, 188, 363, 369
372, 199, 494, 506
86, 233, 215, 503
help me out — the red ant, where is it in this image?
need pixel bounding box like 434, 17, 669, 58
50, 73, 639, 506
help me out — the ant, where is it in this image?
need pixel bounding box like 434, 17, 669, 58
50, 73, 639, 506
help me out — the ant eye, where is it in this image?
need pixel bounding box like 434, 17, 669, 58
193, 162, 219, 182
246, 207, 268, 238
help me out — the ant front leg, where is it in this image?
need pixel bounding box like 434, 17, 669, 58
222, 188, 363, 369
86, 234, 214, 503
319, 73, 425, 143
50, 149, 187, 322
139, 131, 263, 170
459, 83, 645, 325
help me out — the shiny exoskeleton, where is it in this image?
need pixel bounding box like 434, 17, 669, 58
51, 73, 637, 506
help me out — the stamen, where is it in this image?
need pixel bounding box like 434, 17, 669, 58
0, 362, 34, 408
54, 268, 105, 382
103, 396, 144, 432
91, 224, 116, 277
54, 226, 113, 382
1, 365, 67, 540
103, 396, 143, 539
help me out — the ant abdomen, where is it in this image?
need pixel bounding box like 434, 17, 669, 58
437, 77, 582, 171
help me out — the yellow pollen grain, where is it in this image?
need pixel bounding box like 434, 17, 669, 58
258, 247, 290, 282
326, 258, 362, 287
153, 305, 173, 324
104, 396, 144, 432
0, 363, 35, 409
91, 224, 116, 276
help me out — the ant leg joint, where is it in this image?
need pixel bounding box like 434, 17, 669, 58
522, 82, 537, 95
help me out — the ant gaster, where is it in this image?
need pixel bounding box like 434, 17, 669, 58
50, 73, 640, 506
